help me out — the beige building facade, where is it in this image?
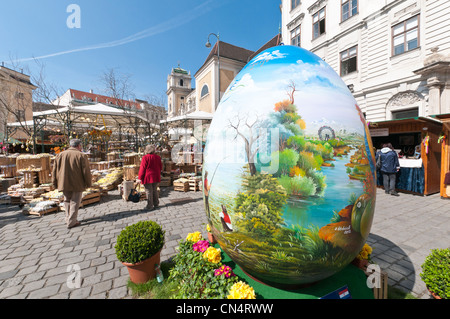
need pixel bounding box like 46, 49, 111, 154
0, 65, 37, 141
167, 37, 281, 119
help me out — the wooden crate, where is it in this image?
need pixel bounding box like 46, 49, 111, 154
38, 170, 52, 184
178, 164, 197, 174
1, 165, 17, 178
80, 191, 101, 207
189, 180, 200, 192
123, 166, 139, 181
89, 162, 98, 170
17, 155, 51, 171
11, 197, 23, 205
160, 176, 172, 187
97, 162, 109, 171
174, 181, 189, 192
164, 161, 174, 172
23, 171, 38, 188
124, 154, 140, 166
107, 152, 119, 162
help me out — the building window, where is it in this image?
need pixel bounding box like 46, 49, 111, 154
392, 15, 419, 56
341, 0, 358, 22
17, 110, 26, 122
200, 84, 209, 98
179, 79, 184, 86
291, 0, 300, 10
290, 26, 301, 47
313, 8, 326, 39
340, 46, 357, 76
392, 108, 418, 119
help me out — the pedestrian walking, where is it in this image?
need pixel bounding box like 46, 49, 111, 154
138, 145, 162, 211
376, 142, 400, 196
52, 139, 92, 228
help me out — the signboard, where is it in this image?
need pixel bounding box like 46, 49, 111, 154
369, 128, 389, 137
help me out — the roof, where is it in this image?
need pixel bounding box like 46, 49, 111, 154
173, 66, 189, 75
247, 34, 282, 62
0, 66, 37, 88
32, 103, 156, 129
161, 110, 213, 124
68, 89, 142, 110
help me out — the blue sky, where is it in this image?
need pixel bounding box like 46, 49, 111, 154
0, 0, 281, 106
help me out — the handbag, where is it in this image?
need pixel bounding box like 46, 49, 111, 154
128, 188, 141, 203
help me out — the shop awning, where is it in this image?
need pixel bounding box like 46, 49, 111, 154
31, 103, 157, 129
370, 116, 442, 126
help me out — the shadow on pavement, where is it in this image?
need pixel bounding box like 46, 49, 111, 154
367, 233, 416, 295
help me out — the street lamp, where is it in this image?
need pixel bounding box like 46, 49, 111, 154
205, 32, 221, 108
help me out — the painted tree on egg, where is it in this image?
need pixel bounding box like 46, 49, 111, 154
228, 113, 263, 176
262, 82, 329, 198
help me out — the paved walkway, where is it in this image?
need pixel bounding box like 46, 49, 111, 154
0, 186, 448, 299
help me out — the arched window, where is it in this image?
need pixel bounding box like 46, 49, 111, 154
201, 84, 209, 98
179, 79, 184, 86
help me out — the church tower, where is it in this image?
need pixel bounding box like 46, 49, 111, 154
166, 65, 192, 118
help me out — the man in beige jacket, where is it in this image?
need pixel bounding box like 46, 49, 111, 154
52, 139, 92, 229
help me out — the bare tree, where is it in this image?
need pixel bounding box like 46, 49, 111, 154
142, 93, 166, 144
228, 113, 262, 176
99, 67, 142, 150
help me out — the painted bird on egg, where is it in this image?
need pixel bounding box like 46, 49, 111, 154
202, 45, 376, 286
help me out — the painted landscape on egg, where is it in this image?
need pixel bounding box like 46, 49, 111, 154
202, 46, 376, 285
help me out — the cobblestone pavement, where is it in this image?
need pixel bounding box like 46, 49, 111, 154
0, 187, 448, 299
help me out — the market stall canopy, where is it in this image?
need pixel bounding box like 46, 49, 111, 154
32, 103, 158, 129
160, 110, 213, 124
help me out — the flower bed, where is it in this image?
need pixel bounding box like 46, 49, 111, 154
167, 231, 256, 299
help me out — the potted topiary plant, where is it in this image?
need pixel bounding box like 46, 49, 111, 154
115, 220, 165, 284
420, 248, 450, 299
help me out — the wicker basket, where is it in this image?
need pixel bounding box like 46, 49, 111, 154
16, 155, 51, 171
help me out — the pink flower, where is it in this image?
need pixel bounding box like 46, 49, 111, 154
193, 240, 209, 252
214, 265, 235, 278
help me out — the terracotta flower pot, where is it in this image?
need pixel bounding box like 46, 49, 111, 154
122, 250, 162, 284
428, 289, 442, 299
351, 258, 369, 270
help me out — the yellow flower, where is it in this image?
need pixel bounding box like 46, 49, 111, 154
227, 281, 256, 299
359, 250, 369, 260
186, 231, 202, 243
363, 243, 373, 255
203, 246, 221, 264
206, 224, 211, 233
357, 243, 373, 260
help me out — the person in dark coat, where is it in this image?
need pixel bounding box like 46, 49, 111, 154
138, 145, 162, 210
376, 143, 400, 196
52, 139, 92, 228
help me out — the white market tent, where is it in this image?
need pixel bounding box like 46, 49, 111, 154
160, 110, 213, 124
160, 111, 213, 144
7, 103, 158, 152
32, 103, 154, 128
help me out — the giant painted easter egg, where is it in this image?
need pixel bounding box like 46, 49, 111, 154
202, 45, 376, 286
